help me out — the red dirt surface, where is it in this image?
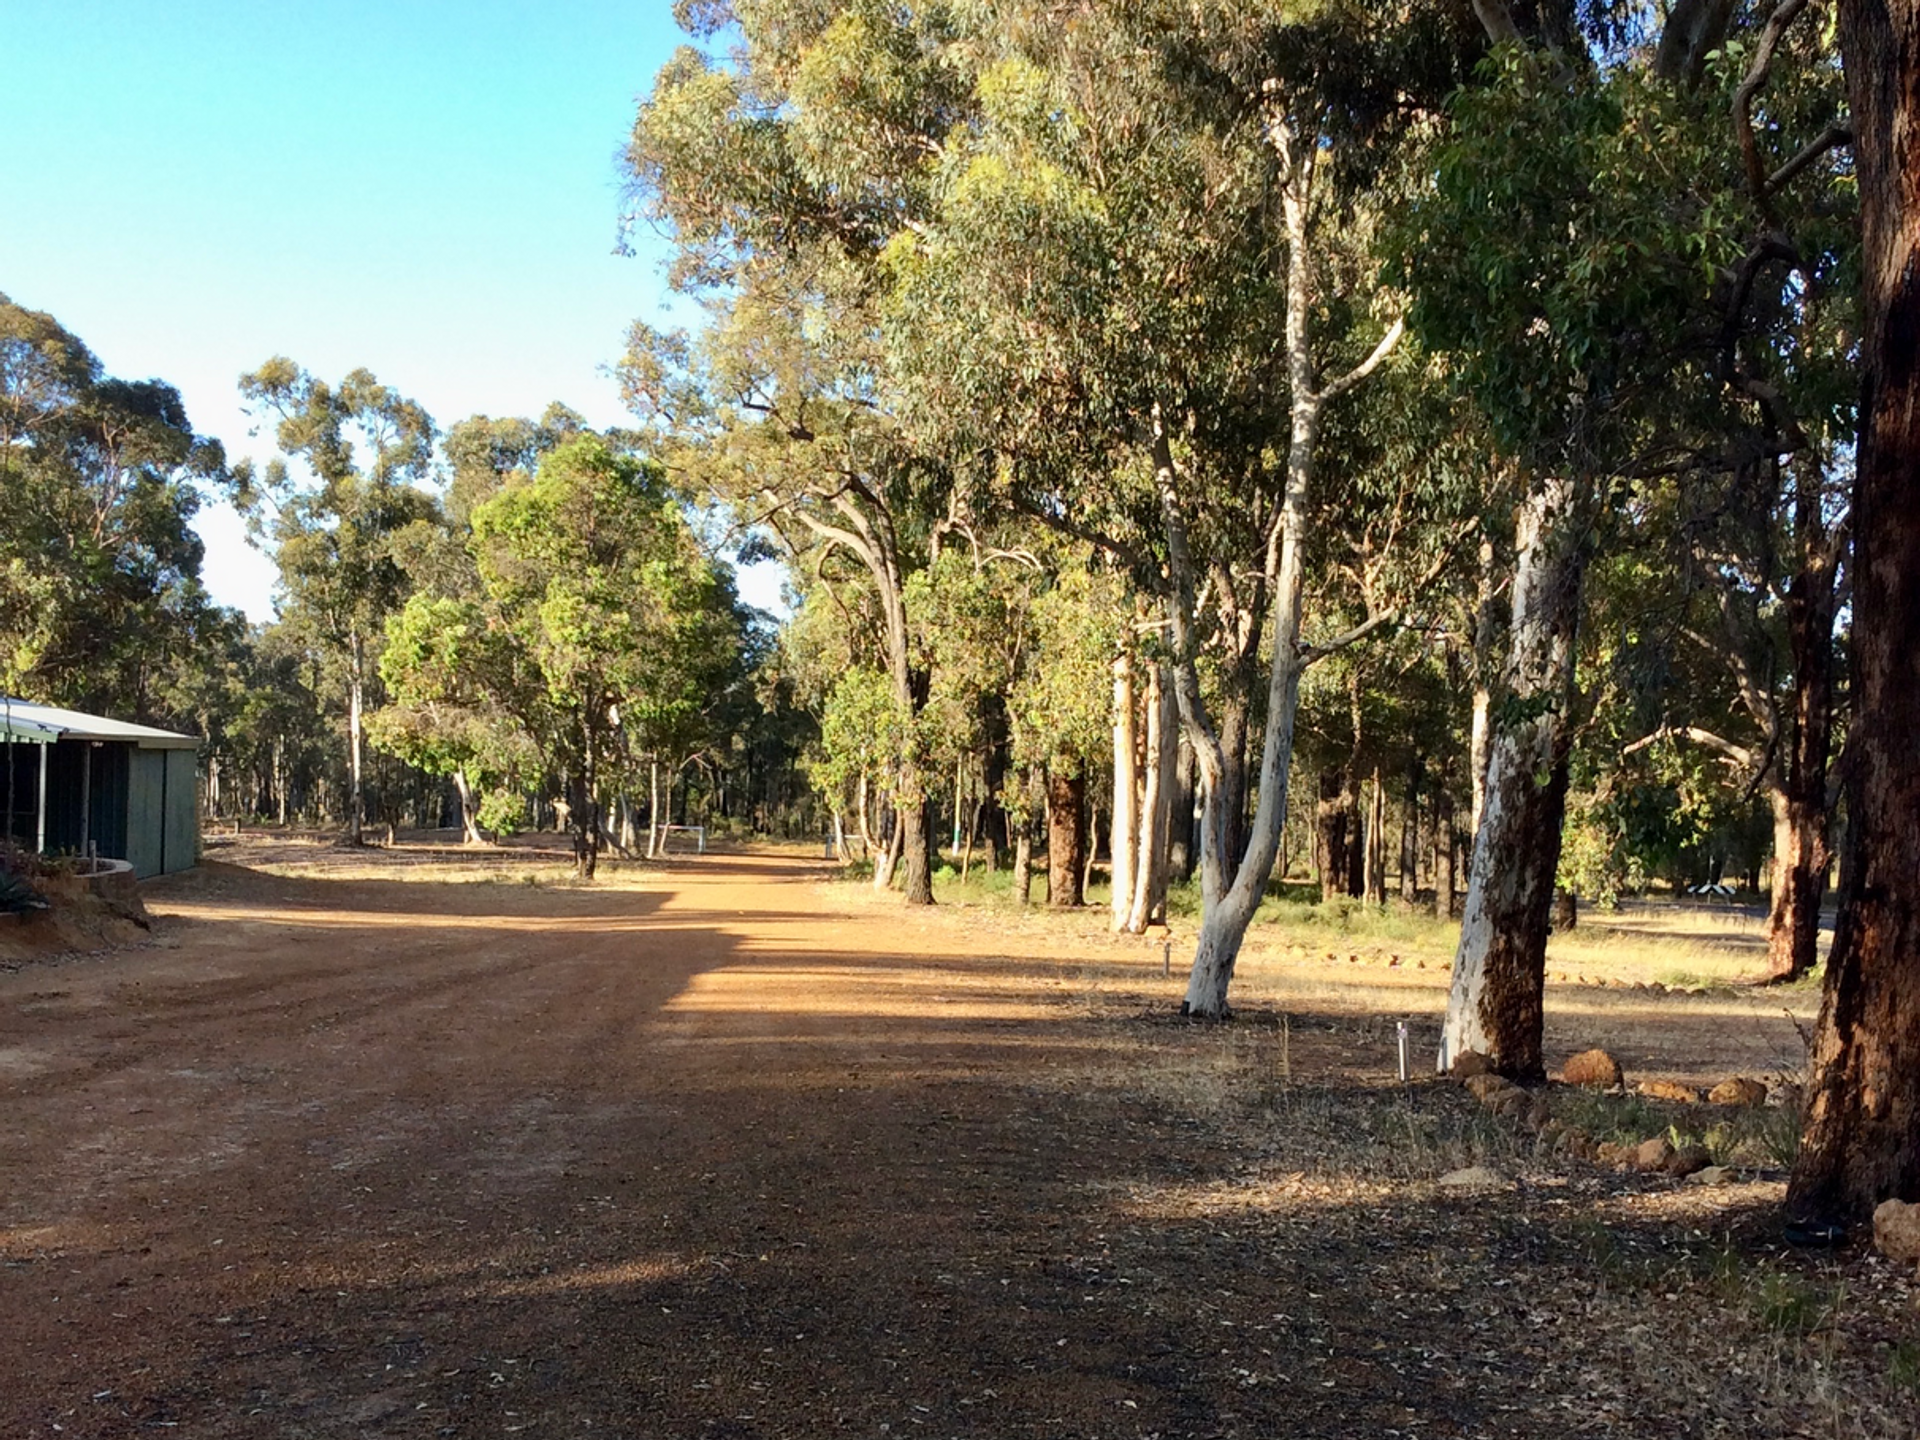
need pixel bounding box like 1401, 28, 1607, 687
1, 847, 1911, 1439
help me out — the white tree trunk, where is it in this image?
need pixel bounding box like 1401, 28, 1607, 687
1441, 474, 1584, 1077
1110, 651, 1138, 929
647, 758, 661, 858
1126, 661, 1176, 931
1469, 533, 1498, 837
1174, 118, 1402, 1015
347, 626, 366, 845
452, 768, 484, 845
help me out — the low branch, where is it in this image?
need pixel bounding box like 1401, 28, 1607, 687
1767, 121, 1853, 194
1315, 317, 1406, 405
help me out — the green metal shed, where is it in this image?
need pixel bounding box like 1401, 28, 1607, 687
0, 698, 201, 878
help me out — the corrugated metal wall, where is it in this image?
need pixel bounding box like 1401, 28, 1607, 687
37, 740, 197, 878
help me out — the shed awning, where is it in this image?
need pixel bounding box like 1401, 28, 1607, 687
0, 698, 199, 750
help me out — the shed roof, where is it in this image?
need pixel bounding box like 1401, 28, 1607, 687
0, 697, 200, 750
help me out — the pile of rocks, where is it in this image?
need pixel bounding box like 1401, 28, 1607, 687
1442, 1046, 1778, 1189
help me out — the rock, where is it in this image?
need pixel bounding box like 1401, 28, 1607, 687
1485, 1088, 1530, 1120
1873, 1199, 1920, 1265
1708, 1077, 1768, 1108
1562, 1049, 1624, 1088
1634, 1136, 1676, 1172
1666, 1145, 1713, 1178
1685, 1165, 1737, 1187
1451, 1050, 1492, 1079
1437, 1165, 1512, 1193
1465, 1072, 1515, 1101
1647, 982, 1667, 995
1638, 1079, 1701, 1104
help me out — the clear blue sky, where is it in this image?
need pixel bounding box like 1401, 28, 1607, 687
1, 0, 731, 620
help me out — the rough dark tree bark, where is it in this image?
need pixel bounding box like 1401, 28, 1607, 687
1788, 0, 1920, 1220
1315, 766, 1350, 905
1046, 767, 1087, 908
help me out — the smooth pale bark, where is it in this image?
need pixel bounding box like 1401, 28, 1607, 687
1121, 660, 1175, 929
1125, 663, 1176, 932
452, 769, 485, 845
1469, 534, 1499, 837
1789, 0, 1920, 1220
789, 497, 933, 905
874, 800, 901, 891
1046, 768, 1086, 908
1440, 474, 1584, 1079
1166, 117, 1402, 1015
1110, 653, 1138, 929
346, 626, 366, 845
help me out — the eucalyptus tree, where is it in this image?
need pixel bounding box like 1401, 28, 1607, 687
467, 435, 745, 877
622, 0, 974, 904
882, 0, 1477, 1011
1403, 0, 1851, 1076
239, 359, 440, 844
0, 294, 234, 721
1789, 0, 1920, 1225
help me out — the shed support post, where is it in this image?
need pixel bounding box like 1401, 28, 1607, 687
81, 743, 92, 860
36, 741, 47, 853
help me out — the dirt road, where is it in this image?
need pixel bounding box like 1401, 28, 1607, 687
1, 849, 1910, 1439
0, 851, 1210, 1438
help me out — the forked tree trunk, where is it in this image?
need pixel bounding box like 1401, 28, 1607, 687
1440, 474, 1585, 1079
1110, 652, 1138, 928
1167, 112, 1402, 1015
1789, 0, 1920, 1221
855, 772, 874, 860
1047, 768, 1086, 908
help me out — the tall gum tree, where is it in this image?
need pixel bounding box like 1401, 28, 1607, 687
238, 360, 438, 845
1789, 0, 1920, 1222
881, 2, 1473, 1013
1402, 1, 1834, 1075
623, 2, 969, 903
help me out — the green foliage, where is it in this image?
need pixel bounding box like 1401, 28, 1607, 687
0, 293, 237, 722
